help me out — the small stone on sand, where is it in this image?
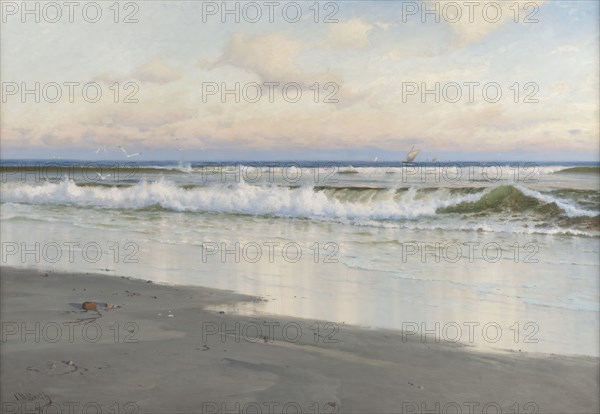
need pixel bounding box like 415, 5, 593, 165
82, 302, 97, 311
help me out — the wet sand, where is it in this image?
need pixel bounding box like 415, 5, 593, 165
1, 266, 598, 413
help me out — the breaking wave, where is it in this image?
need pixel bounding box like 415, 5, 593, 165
2, 179, 597, 222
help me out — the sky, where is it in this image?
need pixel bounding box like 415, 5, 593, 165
1, 0, 599, 161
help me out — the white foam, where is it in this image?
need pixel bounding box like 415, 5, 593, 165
1, 177, 484, 220
516, 185, 598, 217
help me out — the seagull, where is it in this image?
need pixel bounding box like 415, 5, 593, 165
373, 156, 378, 162
96, 173, 111, 181
95, 147, 107, 154
118, 146, 141, 158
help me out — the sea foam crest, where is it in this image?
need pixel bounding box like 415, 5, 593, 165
2, 178, 488, 220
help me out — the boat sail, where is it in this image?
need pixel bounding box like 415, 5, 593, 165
405, 146, 420, 163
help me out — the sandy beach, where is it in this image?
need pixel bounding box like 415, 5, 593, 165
1, 266, 598, 413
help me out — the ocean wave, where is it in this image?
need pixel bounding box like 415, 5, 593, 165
0, 178, 486, 219
2, 178, 598, 222
516, 185, 598, 218
553, 166, 600, 174
437, 185, 597, 218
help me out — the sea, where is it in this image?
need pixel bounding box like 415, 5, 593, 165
1, 160, 598, 356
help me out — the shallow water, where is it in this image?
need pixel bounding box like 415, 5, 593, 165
1, 161, 598, 356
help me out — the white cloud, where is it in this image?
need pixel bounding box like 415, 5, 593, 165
132, 59, 183, 84
323, 18, 374, 49
436, 0, 548, 45
214, 33, 304, 82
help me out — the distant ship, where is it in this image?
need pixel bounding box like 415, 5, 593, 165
405, 146, 420, 163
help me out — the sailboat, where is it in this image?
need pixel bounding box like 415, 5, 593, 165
405, 146, 420, 163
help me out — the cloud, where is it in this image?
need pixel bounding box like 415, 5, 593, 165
438, 0, 547, 45
551, 44, 581, 55
132, 59, 183, 84
374, 21, 391, 31
210, 32, 367, 107
323, 18, 374, 49
93, 58, 184, 85
214, 33, 304, 82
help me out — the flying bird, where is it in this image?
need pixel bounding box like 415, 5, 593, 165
118, 146, 141, 158
96, 173, 111, 181
95, 147, 107, 153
